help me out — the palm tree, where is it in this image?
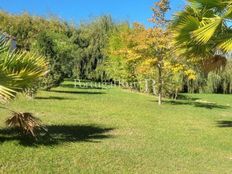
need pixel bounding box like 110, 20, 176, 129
172, 0, 232, 72
0, 37, 48, 137
0, 38, 47, 102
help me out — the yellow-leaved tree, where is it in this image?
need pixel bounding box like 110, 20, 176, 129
105, 0, 196, 105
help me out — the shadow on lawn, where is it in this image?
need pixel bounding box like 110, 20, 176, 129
0, 124, 114, 147
61, 83, 104, 90
50, 89, 106, 95
154, 94, 230, 110
164, 100, 229, 109
176, 94, 201, 101
217, 121, 232, 127
35, 96, 75, 100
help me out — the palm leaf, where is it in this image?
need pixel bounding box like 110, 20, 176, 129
188, 0, 228, 10
0, 39, 47, 102
173, 0, 232, 58
192, 17, 222, 44
223, 5, 232, 19
218, 36, 232, 51
6, 111, 48, 137
0, 85, 16, 102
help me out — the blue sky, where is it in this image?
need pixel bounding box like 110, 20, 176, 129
0, 0, 186, 27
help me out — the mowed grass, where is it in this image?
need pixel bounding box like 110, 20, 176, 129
0, 81, 232, 174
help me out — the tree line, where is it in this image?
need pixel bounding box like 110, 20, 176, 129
1, 0, 232, 102
1, 0, 232, 135
0, 11, 115, 90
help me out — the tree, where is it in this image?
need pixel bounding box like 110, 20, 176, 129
105, 22, 195, 103
0, 39, 47, 102
0, 12, 118, 83
172, 0, 231, 72
0, 38, 48, 137
149, 0, 171, 105
34, 32, 64, 90
0, 11, 77, 88
103, 23, 139, 82
71, 16, 115, 80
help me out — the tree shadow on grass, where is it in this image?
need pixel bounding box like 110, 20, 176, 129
35, 96, 75, 100
61, 83, 104, 90
176, 94, 201, 101
164, 100, 229, 109
50, 90, 106, 95
152, 94, 229, 110
216, 121, 232, 127
0, 124, 115, 147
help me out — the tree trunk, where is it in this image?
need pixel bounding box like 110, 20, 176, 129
157, 62, 162, 105
174, 88, 178, 100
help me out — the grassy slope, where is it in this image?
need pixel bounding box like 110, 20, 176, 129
0, 81, 232, 174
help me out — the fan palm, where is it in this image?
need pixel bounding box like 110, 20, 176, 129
172, 0, 232, 69
0, 38, 47, 102
6, 111, 47, 137
0, 37, 48, 137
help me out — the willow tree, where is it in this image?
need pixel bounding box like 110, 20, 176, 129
71, 16, 115, 80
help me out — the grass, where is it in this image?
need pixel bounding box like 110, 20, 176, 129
0, 81, 232, 173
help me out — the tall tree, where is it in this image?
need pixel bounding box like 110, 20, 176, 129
150, 0, 170, 105
105, 21, 195, 103
71, 16, 115, 80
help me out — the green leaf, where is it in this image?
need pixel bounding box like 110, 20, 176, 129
192, 17, 222, 44
218, 37, 232, 52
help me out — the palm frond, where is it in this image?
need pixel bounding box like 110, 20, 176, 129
188, 0, 228, 10
0, 39, 48, 102
173, 0, 232, 58
218, 37, 232, 51
174, 15, 200, 45
192, 17, 222, 44
6, 111, 47, 137
0, 85, 16, 102
223, 5, 232, 19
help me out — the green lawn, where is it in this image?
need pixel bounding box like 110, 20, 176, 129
0, 81, 232, 174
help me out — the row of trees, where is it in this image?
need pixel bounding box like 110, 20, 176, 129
185, 60, 232, 94
101, 0, 232, 104
1, 0, 232, 105
0, 12, 115, 90
100, 0, 195, 104
1, 0, 232, 137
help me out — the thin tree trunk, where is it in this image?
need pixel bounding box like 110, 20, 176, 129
157, 62, 162, 105
174, 88, 178, 100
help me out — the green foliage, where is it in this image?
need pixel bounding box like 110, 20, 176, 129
102, 23, 134, 81
0, 12, 77, 89
205, 61, 232, 94
173, 0, 232, 58
185, 60, 232, 94
206, 72, 222, 93
71, 16, 115, 80
0, 39, 47, 102
33, 32, 65, 90
0, 11, 116, 87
